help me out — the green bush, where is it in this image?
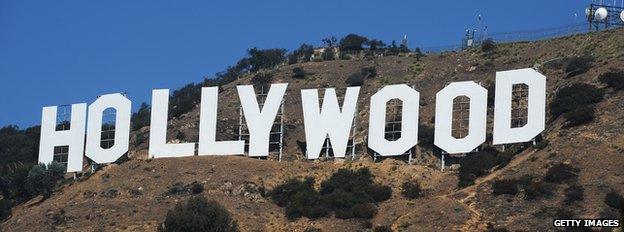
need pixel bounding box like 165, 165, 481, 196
251, 72, 273, 86
284, 189, 329, 219
550, 83, 603, 119
350, 203, 377, 219
321, 48, 335, 61
361, 67, 377, 79
401, 181, 422, 199
598, 69, 624, 90
346, 73, 364, 86
373, 225, 393, 232
491, 179, 519, 196
190, 182, 204, 194
563, 105, 595, 127
25, 162, 65, 198
271, 168, 391, 220
292, 67, 306, 79
0, 198, 10, 221
565, 55, 594, 78
564, 184, 584, 204
491, 176, 550, 200
604, 190, 623, 209
523, 179, 551, 200
270, 177, 329, 219
481, 39, 496, 54
458, 152, 496, 187
161, 196, 238, 232
270, 177, 316, 207
543, 163, 580, 184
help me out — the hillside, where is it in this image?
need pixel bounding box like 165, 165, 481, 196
2, 28, 624, 232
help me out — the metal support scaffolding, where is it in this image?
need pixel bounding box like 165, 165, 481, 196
238, 85, 285, 161
318, 94, 358, 160
439, 82, 488, 170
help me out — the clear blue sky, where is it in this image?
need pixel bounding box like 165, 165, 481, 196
0, 0, 591, 128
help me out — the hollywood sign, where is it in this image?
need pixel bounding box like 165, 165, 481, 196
38, 68, 546, 173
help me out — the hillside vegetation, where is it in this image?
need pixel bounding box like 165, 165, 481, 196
1, 28, 624, 231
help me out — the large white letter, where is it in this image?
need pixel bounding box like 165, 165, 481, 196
434, 81, 487, 154
493, 68, 546, 144
38, 103, 86, 172
301, 87, 359, 159
148, 89, 195, 158
85, 93, 131, 164
237, 83, 288, 157
368, 85, 419, 156
198, 87, 244, 156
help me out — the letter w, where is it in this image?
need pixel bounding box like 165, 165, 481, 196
301, 87, 359, 159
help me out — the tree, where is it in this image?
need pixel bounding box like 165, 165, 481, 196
481, 38, 496, 54
368, 39, 386, 50
131, 102, 150, 131
161, 196, 238, 232
288, 44, 314, 64
413, 48, 425, 61
399, 44, 410, 53
322, 36, 337, 47
339, 34, 369, 51
25, 162, 65, 198
247, 47, 287, 72
169, 83, 202, 118
387, 40, 399, 55
321, 48, 335, 61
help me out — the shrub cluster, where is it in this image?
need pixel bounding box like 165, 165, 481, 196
401, 181, 422, 199
292, 67, 307, 79
131, 102, 151, 130
604, 190, 623, 210
161, 196, 238, 232
25, 162, 66, 198
288, 44, 314, 64
458, 147, 514, 187
490, 175, 551, 200
598, 69, 624, 90
373, 225, 393, 232
543, 163, 580, 184
563, 105, 595, 127
360, 67, 377, 79
565, 55, 594, 78
481, 39, 496, 54
346, 73, 365, 86
251, 72, 273, 86
550, 83, 603, 127
271, 168, 392, 220
564, 184, 584, 204
168, 83, 203, 118
0, 198, 10, 221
